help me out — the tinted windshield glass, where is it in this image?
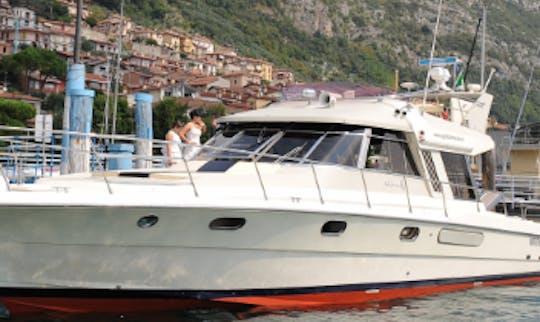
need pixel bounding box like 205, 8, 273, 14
202, 123, 367, 167
203, 128, 278, 159
307, 132, 364, 167
259, 131, 321, 162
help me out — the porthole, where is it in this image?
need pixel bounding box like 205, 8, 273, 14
400, 226, 420, 241
321, 221, 347, 236
209, 218, 246, 230
137, 215, 159, 228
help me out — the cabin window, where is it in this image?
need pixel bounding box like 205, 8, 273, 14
365, 130, 419, 176
440, 152, 475, 200
258, 130, 321, 163
201, 127, 280, 160
306, 131, 365, 167
202, 123, 368, 168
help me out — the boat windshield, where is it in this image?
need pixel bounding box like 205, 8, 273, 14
200, 123, 368, 168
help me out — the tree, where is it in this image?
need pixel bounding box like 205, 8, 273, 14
10, 0, 71, 22
9, 47, 66, 93
92, 92, 135, 134
11, 47, 40, 91
153, 98, 188, 140
145, 38, 159, 46
85, 16, 98, 28
35, 49, 67, 92
81, 38, 95, 53
41, 93, 65, 129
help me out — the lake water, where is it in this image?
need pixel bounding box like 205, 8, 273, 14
8, 283, 540, 321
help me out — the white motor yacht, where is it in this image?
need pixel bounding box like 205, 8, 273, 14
0, 84, 539, 316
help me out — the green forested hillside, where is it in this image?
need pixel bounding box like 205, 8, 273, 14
93, 0, 540, 125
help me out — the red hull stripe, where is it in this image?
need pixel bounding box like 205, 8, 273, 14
1, 272, 540, 314
215, 275, 540, 309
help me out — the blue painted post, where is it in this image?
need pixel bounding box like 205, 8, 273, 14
135, 93, 153, 168
49, 135, 55, 177
61, 64, 85, 174
68, 88, 95, 173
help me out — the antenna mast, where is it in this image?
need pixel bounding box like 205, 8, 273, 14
480, 2, 486, 87
111, 0, 124, 139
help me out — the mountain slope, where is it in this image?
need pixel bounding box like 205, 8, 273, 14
95, 0, 540, 125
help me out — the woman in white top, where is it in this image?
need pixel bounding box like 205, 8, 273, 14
164, 120, 183, 166
179, 110, 206, 160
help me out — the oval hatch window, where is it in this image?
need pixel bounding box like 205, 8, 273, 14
321, 221, 347, 235
209, 218, 246, 230
137, 215, 159, 228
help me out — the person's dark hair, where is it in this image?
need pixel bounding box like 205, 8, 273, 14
172, 119, 183, 128
189, 110, 200, 119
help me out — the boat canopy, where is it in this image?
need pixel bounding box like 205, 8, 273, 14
220, 98, 412, 132
219, 97, 494, 156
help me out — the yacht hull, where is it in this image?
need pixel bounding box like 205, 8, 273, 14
0, 205, 539, 314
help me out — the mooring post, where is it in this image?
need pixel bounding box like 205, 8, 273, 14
68, 88, 95, 173
61, 63, 85, 174
135, 92, 153, 169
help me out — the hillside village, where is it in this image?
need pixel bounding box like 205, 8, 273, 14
0, 0, 297, 115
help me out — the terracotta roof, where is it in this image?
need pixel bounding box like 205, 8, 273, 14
85, 73, 107, 83
0, 92, 43, 101
187, 76, 218, 86
177, 97, 222, 108
222, 72, 261, 78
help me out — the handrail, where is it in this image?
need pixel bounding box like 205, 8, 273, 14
0, 164, 10, 191
403, 175, 412, 213
311, 164, 324, 205
360, 169, 371, 209
253, 160, 268, 201
0, 125, 494, 217
102, 171, 113, 195
182, 152, 198, 198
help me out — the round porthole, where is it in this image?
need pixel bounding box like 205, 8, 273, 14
400, 226, 420, 241
137, 215, 159, 228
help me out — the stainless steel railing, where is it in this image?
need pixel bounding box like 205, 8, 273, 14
0, 125, 490, 217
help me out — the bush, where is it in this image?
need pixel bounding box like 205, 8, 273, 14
0, 98, 36, 126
